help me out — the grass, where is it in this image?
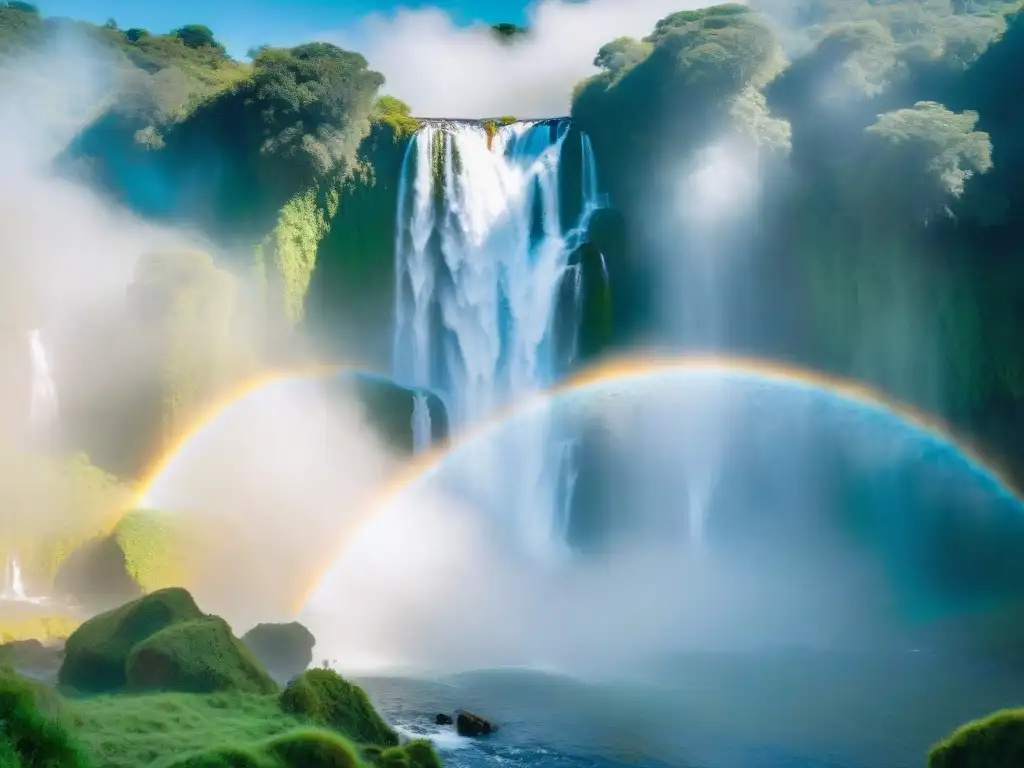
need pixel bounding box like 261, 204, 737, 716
67, 691, 306, 767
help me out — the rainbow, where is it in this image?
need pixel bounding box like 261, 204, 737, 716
127, 363, 349, 511
294, 353, 1024, 614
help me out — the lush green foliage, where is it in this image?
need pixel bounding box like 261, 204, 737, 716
0, 446, 129, 605
375, 740, 443, 768
372, 96, 419, 139
112, 511, 186, 594
59, 587, 204, 693
575, 1, 1024, 487
572, 4, 789, 206
279, 669, 398, 748
68, 690, 304, 767
125, 618, 278, 695
929, 707, 1024, 767
0, 668, 87, 768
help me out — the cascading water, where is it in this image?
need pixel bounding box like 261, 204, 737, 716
1, 556, 27, 601
28, 328, 58, 428
391, 119, 605, 556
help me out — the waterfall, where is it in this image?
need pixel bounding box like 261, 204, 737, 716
2, 556, 27, 601
28, 328, 58, 427
412, 393, 432, 454
391, 119, 605, 556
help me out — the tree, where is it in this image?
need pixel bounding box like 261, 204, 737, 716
593, 37, 652, 77
864, 100, 993, 217
172, 24, 223, 51
250, 42, 385, 177
125, 28, 149, 42
491, 23, 528, 42
572, 4, 788, 206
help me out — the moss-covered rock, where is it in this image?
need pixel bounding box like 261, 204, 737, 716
929, 708, 1024, 767
58, 587, 203, 692
263, 728, 361, 768
374, 739, 443, 768
162, 728, 363, 768
240, 623, 315, 684
125, 617, 277, 695
279, 668, 398, 747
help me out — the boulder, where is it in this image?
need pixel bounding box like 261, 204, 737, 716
58, 586, 203, 692
434, 713, 453, 725
0, 639, 63, 680
125, 617, 277, 694
240, 621, 315, 684
456, 711, 497, 737
280, 667, 398, 746
376, 739, 443, 768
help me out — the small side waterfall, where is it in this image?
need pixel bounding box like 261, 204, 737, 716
2, 556, 28, 602
391, 119, 605, 557
412, 392, 432, 454
28, 328, 58, 428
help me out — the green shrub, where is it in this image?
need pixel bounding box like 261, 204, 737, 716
375, 739, 442, 768
125, 618, 278, 695
162, 743, 269, 768
263, 728, 360, 768
279, 669, 397, 747
929, 708, 1024, 767
59, 587, 203, 692
0, 669, 87, 768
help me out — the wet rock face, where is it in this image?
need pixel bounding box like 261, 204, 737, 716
456, 711, 497, 737
434, 713, 453, 725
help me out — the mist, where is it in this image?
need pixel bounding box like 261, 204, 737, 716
323, 0, 717, 117
300, 371, 1024, 681
0, 32, 264, 568
139, 376, 404, 631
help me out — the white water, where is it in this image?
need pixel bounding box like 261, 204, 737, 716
392, 119, 603, 424
412, 392, 432, 454
2, 556, 27, 601
28, 328, 58, 427
391, 120, 605, 557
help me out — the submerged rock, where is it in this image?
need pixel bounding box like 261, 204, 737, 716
456, 710, 497, 737
434, 713, 453, 725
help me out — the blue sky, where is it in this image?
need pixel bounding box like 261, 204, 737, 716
36, 0, 532, 58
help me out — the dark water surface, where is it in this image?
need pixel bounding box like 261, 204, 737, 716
356, 653, 1024, 768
